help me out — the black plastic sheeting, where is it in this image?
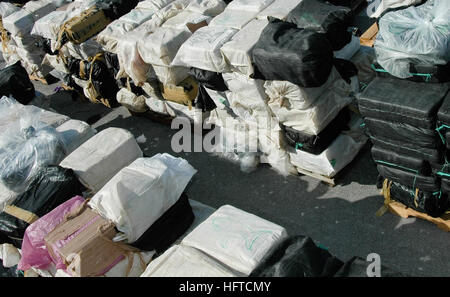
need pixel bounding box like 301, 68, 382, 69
364, 117, 440, 149
377, 164, 441, 193
252, 18, 334, 88
370, 135, 443, 164
0, 61, 35, 105
104, 52, 120, 80
194, 86, 217, 113
67, 57, 119, 106
333, 58, 358, 84
388, 180, 449, 218
334, 256, 405, 277
96, 0, 139, 20
371, 146, 432, 176
358, 77, 449, 129
283, 108, 351, 155
286, 0, 353, 51
188, 68, 228, 92
0, 260, 22, 278
130, 193, 194, 254
250, 236, 344, 277
0, 166, 85, 248
372, 62, 450, 84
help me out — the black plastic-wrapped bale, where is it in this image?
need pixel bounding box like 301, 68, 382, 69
188, 68, 228, 92
97, 0, 139, 20
0, 166, 85, 248
370, 135, 443, 164
130, 193, 194, 254
250, 236, 343, 277
364, 117, 441, 149
252, 18, 334, 88
334, 256, 405, 277
377, 164, 440, 193
285, 0, 353, 50
358, 77, 449, 129
371, 146, 432, 176
372, 62, 450, 84
67, 56, 119, 106
0, 61, 35, 105
388, 180, 449, 218
283, 108, 351, 155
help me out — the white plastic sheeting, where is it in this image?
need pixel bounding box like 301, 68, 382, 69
55, 119, 97, 155
172, 25, 238, 73
3, 0, 56, 37
60, 127, 143, 193
221, 19, 269, 76
88, 154, 197, 243
368, 0, 421, 19
160, 10, 211, 30
288, 116, 368, 177
226, 0, 274, 12
264, 67, 343, 111
182, 205, 288, 275
0, 244, 21, 268
116, 88, 149, 113
208, 9, 258, 30
266, 69, 353, 135
141, 245, 239, 277
0, 3, 20, 19
375, 0, 450, 79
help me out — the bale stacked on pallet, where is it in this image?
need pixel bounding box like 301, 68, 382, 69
168, 0, 366, 176
1, 0, 71, 79
31, 0, 139, 107
358, 1, 450, 219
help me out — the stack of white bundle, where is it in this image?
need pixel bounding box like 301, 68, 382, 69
1, 0, 71, 78
32, 0, 104, 76
112, 0, 226, 119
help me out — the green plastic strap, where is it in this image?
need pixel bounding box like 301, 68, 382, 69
375, 160, 419, 174
371, 64, 433, 82
436, 124, 450, 145
295, 143, 304, 150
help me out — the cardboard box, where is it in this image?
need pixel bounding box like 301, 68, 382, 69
360, 22, 378, 47
45, 207, 125, 277
160, 76, 199, 107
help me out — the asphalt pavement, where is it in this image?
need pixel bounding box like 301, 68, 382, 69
31, 80, 450, 277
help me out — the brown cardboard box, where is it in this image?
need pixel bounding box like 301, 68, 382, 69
360, 22, 379, 47
45, 207, 125, 277
160, 76, 199, 107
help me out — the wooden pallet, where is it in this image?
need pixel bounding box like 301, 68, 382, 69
296, 167, 336, 187
377, 181, 450, 232
360, 22, 378, 47
387, 201, 450, 232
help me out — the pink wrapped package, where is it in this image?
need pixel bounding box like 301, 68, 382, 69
18, 196, 86, 271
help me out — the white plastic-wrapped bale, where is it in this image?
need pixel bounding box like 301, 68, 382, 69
171, 25, 238, 73
59, 127, 143, 193
226, 0, 274, 12
264, 66, 343, 111
55, 119, 97, 155
3, 0, 57, 37
374, 0, 450, 79
181, 205, 288, 275
221, 19, 268, 76
368, 0, 422, 19
88, 154, 197, 243
165, 100, 208, 125
116, 88, 149, 113
97, 6, 157, 53
0, 3, 20, 20
288, 116, 368, 178
267, 68, 353, 135
160, 10, 211, 31
208, 9, 257, 30
141, 245, 240, 277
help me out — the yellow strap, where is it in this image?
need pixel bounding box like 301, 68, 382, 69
4, 205, 39, 224
376, 179, 392, 217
